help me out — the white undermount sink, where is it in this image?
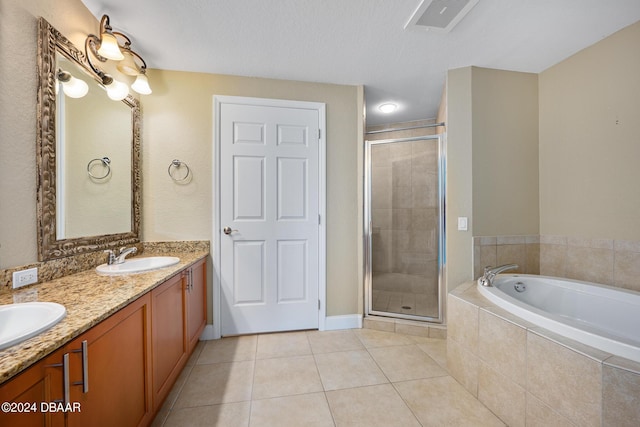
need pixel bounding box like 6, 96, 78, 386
95, 256, 180, 275
0, 302, 66, 351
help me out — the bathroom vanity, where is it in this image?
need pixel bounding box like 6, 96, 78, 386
0, 251, 207, 427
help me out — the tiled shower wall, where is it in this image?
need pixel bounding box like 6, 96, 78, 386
473, 235, 640, 292
370, 138, 439, 278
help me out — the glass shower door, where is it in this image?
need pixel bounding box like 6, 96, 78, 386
365, 134, 445, 322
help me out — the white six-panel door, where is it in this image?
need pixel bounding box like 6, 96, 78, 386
217, 99, 323, 336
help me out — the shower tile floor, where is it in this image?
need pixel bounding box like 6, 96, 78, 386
372, 273, 439, 317
152, 329, 505, 426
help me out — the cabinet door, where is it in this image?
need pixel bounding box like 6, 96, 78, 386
151, 273, 187, 410
67, 293, 152, 427
186, 259, 207, 353
0, 349, 65, 427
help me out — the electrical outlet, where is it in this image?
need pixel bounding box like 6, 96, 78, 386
12, 267, 38, 289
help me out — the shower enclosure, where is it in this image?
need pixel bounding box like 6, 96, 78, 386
365, 132, 445, 323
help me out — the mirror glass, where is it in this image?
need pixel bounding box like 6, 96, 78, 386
37, 18, 140, 261
56, 54, 132, 239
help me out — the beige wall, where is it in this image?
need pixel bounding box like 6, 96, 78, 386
0, 0, 99, 268
0, 0, 363, 317
142, 69, 363, 317
539, 21, 640, 240
471, 67, 539, 237
446, 66, 539, 290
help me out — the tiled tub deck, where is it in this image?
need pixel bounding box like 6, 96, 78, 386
447, 282, 640, 427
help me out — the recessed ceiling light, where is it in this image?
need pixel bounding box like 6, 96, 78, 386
379, 103, 398, 113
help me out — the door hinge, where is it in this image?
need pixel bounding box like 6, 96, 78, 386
318, 299, 321, 310
318, 214, 321, 225
318, 129, 321, 139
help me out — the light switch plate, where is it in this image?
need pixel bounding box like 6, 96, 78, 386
457, 217, 468, 231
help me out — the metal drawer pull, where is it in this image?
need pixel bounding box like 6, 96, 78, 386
71, 340, 89, 392
45, 354, 70, 405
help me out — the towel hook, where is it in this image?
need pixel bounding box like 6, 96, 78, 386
168, 159, 191, 183
87, 157, 111, 180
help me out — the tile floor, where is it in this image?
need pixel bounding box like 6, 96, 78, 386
152, 328, 505, 427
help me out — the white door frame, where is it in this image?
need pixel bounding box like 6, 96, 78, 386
212, 95, 327, 339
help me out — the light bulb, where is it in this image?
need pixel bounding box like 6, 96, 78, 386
117, 50, 139, 76
62, 76, 89, 98
106, 79, 129, 101
97, 32, 124, 60
131, 73, 152, 95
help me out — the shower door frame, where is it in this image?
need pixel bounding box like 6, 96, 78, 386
364, 134, 446, 323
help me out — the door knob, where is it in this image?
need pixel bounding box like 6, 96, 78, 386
223, 226, 237, 235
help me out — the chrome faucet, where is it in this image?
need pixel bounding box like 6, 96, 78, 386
478, 264, 518, 287
116, 247, 137, 264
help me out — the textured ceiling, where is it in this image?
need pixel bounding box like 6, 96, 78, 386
81, 0, 640, 125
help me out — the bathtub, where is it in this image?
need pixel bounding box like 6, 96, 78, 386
477, 274, 640, 363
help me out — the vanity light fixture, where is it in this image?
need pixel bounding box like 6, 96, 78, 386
379, 103, 398, 114
57, 69, 89, 98
85, 14, 152, 98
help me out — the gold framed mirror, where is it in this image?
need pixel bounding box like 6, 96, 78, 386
36, 18, 141, 261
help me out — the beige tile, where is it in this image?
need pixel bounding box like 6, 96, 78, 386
371, 166, 392, 209
392, 158, 412, 187
474, 244, 483, 279
565, 245, 614, 285
525, 393, 575, 427
250, 392, 334, 427
480, 236, 498, 246
164, 402, 250, 427
540, 235, 567, 245
478, 362, 526, 427
314, 350, 388, 390
567, 236, 614, 250
428, 327, 447, 339
252, 355, 323, 400
371, 208, 392, 230
614, 239, 640, 253
526, 332, 602, 427
539, 243, 567, 277
390, 141, 413, 159
391, 185, 412, 209
446, 338, 479, 397
447, 295, 479, 353
354, 328, 414, 348
369, 344, 446, 382
395, 322, 429, 338
497, 236, 526, 245
307, 329, 364, 354
173, 361, 254, 408
395, 376, 505, 426
162, 361, 195, 410
496, 244, 526, 273
603, 364, 640, 427
412, 181, 438, 209
416, 338, 447, 368
478, 309, 527, 386
198, 335, 257, 364
256, 331, 311, 359
186, 340, 206, 366
479, 245, 497, 271
614, 250, 640, 291
326, 383, 421, 427
525, 242, 540, 274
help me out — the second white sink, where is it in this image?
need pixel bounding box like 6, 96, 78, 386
0, 302, 66, 351
96, 256, 180, 275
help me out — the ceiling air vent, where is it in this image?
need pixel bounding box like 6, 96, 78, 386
405, 0, 479, 33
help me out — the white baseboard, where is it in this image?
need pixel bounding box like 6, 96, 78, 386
199, 324, 217, 341
323, 314, 362, 331
199, 315, 362, 341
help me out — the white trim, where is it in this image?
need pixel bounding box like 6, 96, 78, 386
212, 95, 327, 338
199, 324, 217, 341
324, 314, 363, 331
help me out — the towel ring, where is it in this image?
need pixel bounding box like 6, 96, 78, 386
87, 157, 111, 180
168, 159, 191, 182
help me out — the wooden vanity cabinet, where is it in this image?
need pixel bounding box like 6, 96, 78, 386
151, 258, 207, 410
185, 259, 206, 354
0, 257, 207, 426
151, 273, 187, 411
66, 293, 152, 427
0, 348, 66, 427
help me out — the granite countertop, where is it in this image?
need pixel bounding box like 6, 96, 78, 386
0, 249, 208, 384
